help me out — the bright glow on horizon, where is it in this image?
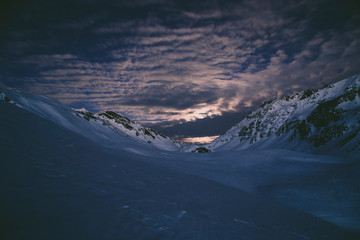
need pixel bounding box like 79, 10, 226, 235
180, 135, 220, 144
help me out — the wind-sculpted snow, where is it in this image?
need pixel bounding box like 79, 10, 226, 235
1, 101, 358, 239
206, 74, 360, 158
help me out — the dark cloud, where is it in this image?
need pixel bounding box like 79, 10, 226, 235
0, 0, 360, 139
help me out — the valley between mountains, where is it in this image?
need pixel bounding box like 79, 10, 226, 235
1, 74, 359, 239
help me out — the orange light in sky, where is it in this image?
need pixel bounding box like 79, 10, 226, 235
180, 135, 220, 144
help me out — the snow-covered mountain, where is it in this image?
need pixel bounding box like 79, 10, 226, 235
75, 108, 182, 151
205, 74, 360, 159
0, 84, 182, 151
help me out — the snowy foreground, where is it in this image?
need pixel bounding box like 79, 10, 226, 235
1, 98, 359, 239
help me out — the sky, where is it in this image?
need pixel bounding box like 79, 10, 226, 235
1, 0, 360, 143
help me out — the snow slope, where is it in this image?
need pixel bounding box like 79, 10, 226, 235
1, 99, 358, 239
0, 84, 181, 151
205, 74, 360, 159
143, 149, 360, 233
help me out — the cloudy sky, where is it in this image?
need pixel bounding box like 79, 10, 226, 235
1, 0, 360, 142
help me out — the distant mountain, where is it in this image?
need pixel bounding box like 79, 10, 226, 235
75, 108, 181, 150
205, 74, 360, 159
0, 85, 182, 151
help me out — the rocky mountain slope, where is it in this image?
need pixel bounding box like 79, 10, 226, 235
0, 84, 181, 151
205, 74, 360, 158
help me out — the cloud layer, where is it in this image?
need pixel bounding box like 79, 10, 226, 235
1, 0, 360, 139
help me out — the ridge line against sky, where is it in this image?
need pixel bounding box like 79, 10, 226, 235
0, 0, 359, 141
